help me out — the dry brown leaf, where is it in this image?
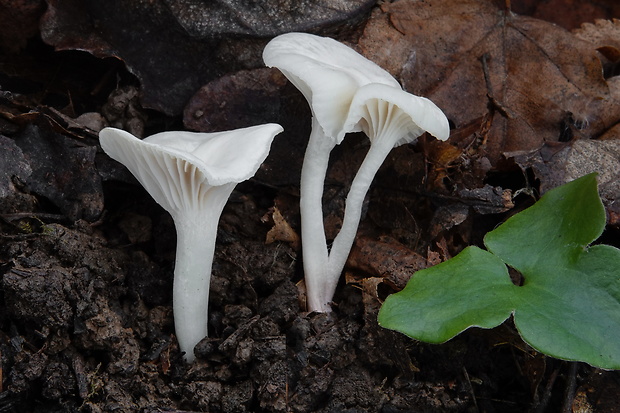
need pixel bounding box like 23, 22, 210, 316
419, 135, 463, 189
457, 185, 514, 215
357, 276, 384, 303
264, 207, 300, 249
0, 0, 45, 53
40, 0, 376, 115
516, 0, 620, 31
574, 19, 620, 80
184, 68, 288, 133
510, 138, 620, 212
426, 247, 442, 267
428, 204, 469, 238
346, 235, 427, 289
505, 110, 620, 226
359, 0, 620, 164
574, 18, 620, 48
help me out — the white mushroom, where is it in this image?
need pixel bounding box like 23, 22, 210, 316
100, 124, 283, 362
264, 33, 449, 312
327, 84, 450, 309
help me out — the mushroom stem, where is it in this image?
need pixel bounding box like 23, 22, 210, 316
171, 185, 233, 363
321, 101, 417, 312
300, 118, 335, 313
326, 140, 393, 291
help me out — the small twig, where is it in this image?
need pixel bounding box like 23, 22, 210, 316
462, 367, 480, 412
218, 315, 260, 353
533, 366, 559, 413
562, 362, 579, 413
72, 354, 89, 400
480, 53, 513, 119
0, 212, 66, 222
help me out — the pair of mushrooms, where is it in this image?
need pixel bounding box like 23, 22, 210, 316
100, 33, 449, 363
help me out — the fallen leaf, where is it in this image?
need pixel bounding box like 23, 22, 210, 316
508, 137, 620, 224
163, 0, 376, 38
184, 68, 288, 133
572, 389, 594, 413
428, 204, 469, 238
574, 19, 620, 51
574, 19, 620, 79
13, 124, 104, 221
101, 86, 146, 138
184, 67, 310, 189
40, 0, 376, 115
40, 0, 221, 116
419, 135, 463, 190
457, 185, 514, 215
359, 0, 620, 164
0, 0, 45, 53
515, 0, 620, 31
542, 139, 620, 201
264, 207, 300, 250
0, 135, 35, 214
346, 235, 427, 289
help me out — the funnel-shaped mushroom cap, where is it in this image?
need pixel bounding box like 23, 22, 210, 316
342, 83, 450, 147
99, 124, 283, 214
263, 32, 400, 143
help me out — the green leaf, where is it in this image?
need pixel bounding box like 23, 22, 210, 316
378, 173, 620, 369
377, 246, 517, 343
484, 172, 606, 274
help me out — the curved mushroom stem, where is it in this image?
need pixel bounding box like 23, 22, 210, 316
326, 140, 393, 302
171, 184, 233, 363
323, 101, 412, 312
301, 118, 336, 313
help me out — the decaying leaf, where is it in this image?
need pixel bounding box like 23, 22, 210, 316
184, 68, 288, 133
40, 0, 375, 115
359, 0, 620, 164
419, 136, 463, 190
101, 86, 147, 138
508, 137, 620, 224
457, 185, 514, 215
264, 206, 300, 249
40, 0, 218, 116
0, 135, 35, 213
574, 19, 620, 80
513, 0, 620, 31
163, 0, 376, 38
184, 67, 310, 189
0, 0, 45, 53
346, 235, 428, 289
574, 18, 620, 50
543, 139, 620, 202
428, 204, 469, 238
13, 124, 104, 221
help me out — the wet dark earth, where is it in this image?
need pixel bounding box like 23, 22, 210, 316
1, 139, 619, 412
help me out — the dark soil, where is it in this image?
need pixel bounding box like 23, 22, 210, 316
2, 3, 620, 413
3, 185, 607, 413
2, 130, 619, 413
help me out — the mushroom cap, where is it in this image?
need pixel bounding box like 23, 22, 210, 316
342, 83, 450, 147
263, 32, 400, 143
99, 124, 282, 212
